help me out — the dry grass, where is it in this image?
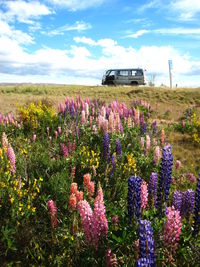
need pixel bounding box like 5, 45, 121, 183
1, 84, 200, 120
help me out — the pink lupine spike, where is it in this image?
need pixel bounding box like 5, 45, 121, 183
7, 143, 16, 173
140, 180, 148, 209
47, 200, 57, 228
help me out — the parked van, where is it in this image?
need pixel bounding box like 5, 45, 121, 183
102, 68, 146, 86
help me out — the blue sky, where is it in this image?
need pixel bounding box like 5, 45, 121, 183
0, 0, 200, 87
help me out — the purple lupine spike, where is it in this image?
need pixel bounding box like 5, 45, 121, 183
148, 172, 157, 207
141, 122, 147, 136
134, 176, 142, 219
181, 189, 195, 217
172, 190, 182, 212
156, 145, 173, 214
136, 257, 155, 267
110, 154, 116, 177
193, 175, 200, 235
70, 103, 75, 118
138, 220, 155, 266
140, 112, 144, 125
115, 139, 122, 160
103, 132, 110, 160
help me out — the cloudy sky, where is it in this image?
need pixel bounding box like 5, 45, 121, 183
0, 0, 200, 87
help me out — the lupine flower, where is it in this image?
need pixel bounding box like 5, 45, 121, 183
156, 145, 173, 214
61, 143, 68, 158
140, 137, 145, 149
137, 220, 155, 266
164, 206, 182, 253
70, 183, 78, 195
81, 110, 86, 124
76, 190, 83, 203
32, 134, 36, 142
93, 186, 108, 248
54, 130, 58, 138
58, 126, 61, 135
69, 193, 77, 210
70, 166, 76, 181
154, 146, 161, 165
110, 154, 116, 177
134, 177, 142, 219
148, 172, 157, 207
146, 135, 150, 151
193, 176, 200, 235
160, 129, 165, 146
83, 173, 91, 188
141, 122, 147, 135
112, 215, 119, 228
2, 132, 8, 149
103, 133, 110, 160
47, 200, 57, 228
7, 143, 16, 173
181, 189, 195, 217
136, 257, 154, 267
187, 173, 196, 183
151, 120, 157, 135
175, 160, 181, 170
115, 139, 122, 159
182, 120, 185, 127
88, 181, 95, 197
141, 181, 148, 210
172, 191, 182, 212
128, 176, 142, 221
107, 249, 118, 267
77, 200, 93, 245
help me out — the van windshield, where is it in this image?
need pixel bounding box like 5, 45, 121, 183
106, 70, 115, 76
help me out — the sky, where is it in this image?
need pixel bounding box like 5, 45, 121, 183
0, 0, 200, 87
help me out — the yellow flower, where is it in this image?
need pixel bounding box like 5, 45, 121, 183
32, 207, 36, 213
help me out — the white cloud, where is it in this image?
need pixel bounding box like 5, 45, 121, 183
47, 0, 105, 11
2, 0, 52, 24
155, 28, 200, 36
126, 29, 149, 38
0, 33, 200, 87
47, 21, 91, 36
0, 19, 34, 44
74, 36, 97, 46
170, 0, 200, 21
138, 0, 161, 12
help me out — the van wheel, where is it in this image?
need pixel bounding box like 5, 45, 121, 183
107, 81, 115, 86
131, 81, 138, 86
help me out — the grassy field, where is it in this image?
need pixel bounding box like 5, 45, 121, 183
0, 84, 200, 174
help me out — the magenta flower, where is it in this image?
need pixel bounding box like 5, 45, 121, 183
92, 186, 108, 248
7, 143, 16, 173
164, 206, 182, 253
140, 180, 148, 209
47, 200, 57, 228
77, 200, 93, 245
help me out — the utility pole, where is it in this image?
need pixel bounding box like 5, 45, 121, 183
168, 60, 172, 89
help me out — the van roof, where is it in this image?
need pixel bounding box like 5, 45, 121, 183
107, 68, 143, 71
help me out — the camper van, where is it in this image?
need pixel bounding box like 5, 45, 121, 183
102, 68, 146, 86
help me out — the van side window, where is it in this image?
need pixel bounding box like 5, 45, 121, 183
131, 70, 137, 76
119, 70, 129, 76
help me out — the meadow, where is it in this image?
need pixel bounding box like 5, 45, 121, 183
0, 84, 200, 266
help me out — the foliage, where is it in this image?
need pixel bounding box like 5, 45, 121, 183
0, 96, 199, 266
